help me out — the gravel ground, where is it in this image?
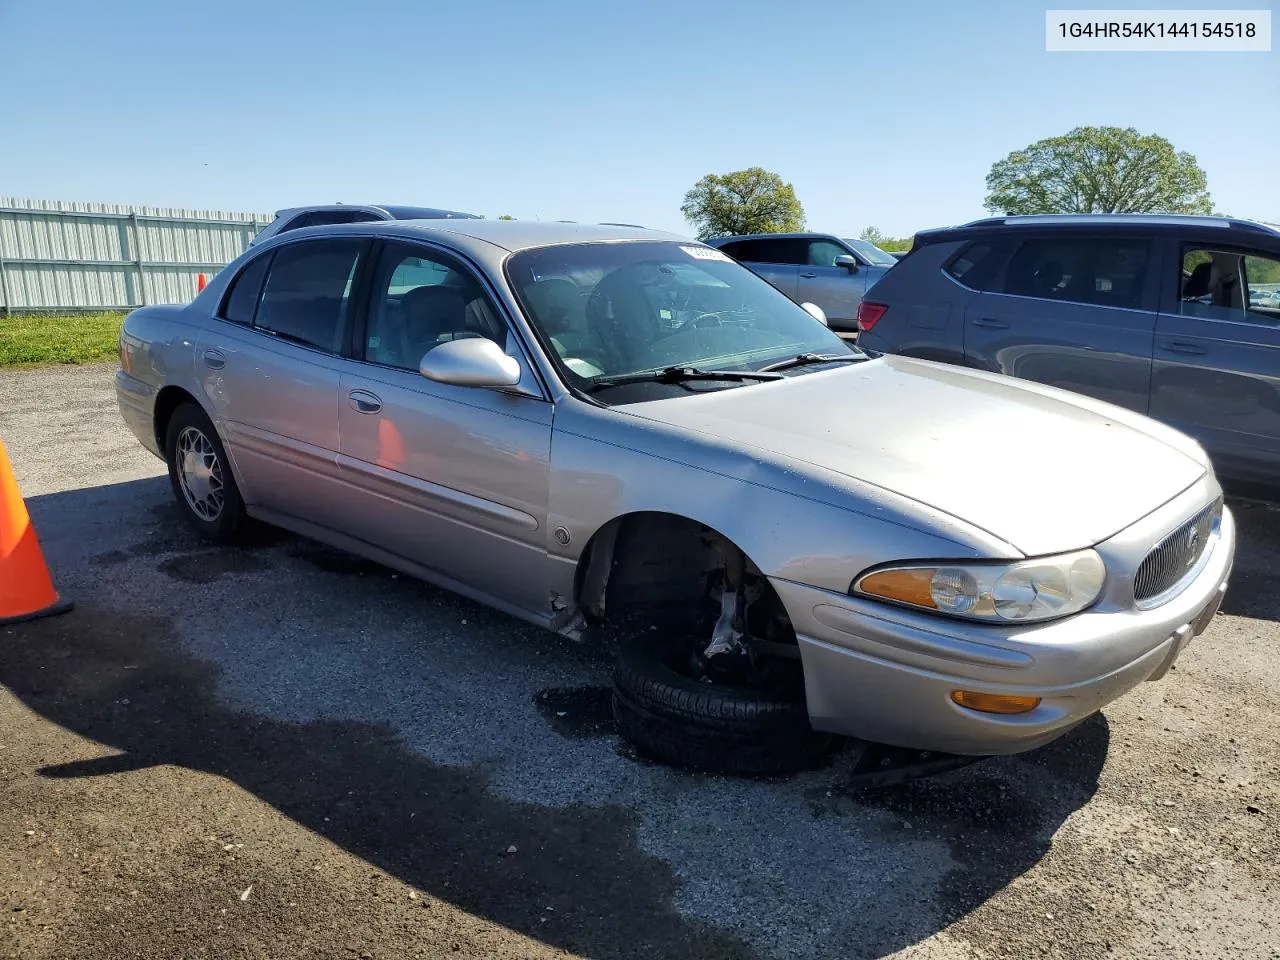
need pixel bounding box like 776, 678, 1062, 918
1, 363, 1277, 960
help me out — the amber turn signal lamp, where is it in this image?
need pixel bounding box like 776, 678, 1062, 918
950, 691, 1042, 715
857, 568, 937, 608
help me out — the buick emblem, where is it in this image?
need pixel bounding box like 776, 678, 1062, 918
1184, 525, 1200, 563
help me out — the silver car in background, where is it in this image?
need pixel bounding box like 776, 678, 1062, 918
115, 220, 1235, 775
706, 232, 900, 337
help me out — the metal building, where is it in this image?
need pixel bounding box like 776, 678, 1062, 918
0, 197, 272, 315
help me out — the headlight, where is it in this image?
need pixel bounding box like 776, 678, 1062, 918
852, 549, 1106, 623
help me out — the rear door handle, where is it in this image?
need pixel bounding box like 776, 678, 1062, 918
202, 349, 226, 369
347, 389, 382, 414
1162, 340, 1207, 356
971, 318, 1010, 329
800, 272, 818, 278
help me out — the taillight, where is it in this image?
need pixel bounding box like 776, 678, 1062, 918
856, 301, 888, 332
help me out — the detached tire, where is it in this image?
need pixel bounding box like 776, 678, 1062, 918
612, 632, 831, 776
164, 402, 249, 544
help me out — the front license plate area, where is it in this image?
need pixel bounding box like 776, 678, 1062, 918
1191, 585, 1226, 636
1147, 583, 1227, 682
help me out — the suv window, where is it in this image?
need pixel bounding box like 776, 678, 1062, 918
280, 210, 384, 233
944, 241, 1011, 291
1003, 237, 1151, 309
806, 239, 848, 267
220, 252, 272, 325
363, 242, 507, 370
256, 238, 367, 353
1181, 247, 1280, 323
724, 238, 809, 266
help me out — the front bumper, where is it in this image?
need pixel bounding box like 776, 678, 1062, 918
774, 489, 1236, 756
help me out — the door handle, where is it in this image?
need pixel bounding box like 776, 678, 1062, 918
202, 349, 226, 370
800, 272, 818, 278
347, 389, 383, 414
972, 318, 1010, 329
1162, 341, 1207, 356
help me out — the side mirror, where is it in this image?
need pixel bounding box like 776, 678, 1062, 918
419, 337, 522, 388
800, 302, 828, 326
833, 254, 860, 273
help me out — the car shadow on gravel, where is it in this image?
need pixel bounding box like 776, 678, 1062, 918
1, 602, 759, 959
15, 476, 1269, 958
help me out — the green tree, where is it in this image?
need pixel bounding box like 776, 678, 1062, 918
984, 126, 1212, 216
680, 167, 805, 240
858, 226, 913, 252
497, 214, 516, 220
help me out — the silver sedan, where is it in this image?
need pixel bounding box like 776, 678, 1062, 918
114, 220, 1235, 775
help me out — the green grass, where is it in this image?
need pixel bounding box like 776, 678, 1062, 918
0, 312, 125, 366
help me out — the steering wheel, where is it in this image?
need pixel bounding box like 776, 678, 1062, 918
689, 312, 725, 328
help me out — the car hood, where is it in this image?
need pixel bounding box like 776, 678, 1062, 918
618, 355, 1207, 556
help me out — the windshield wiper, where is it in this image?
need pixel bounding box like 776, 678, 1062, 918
759, 352, 866, 373
587, 366, 783, 392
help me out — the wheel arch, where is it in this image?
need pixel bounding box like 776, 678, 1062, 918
570, 510, 794, 641
153, 385, 203, 453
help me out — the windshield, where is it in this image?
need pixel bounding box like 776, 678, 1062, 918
506, 241, 856, 387
840, 239, 901, 266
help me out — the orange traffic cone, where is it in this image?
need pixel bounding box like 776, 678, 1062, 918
0, 436, 73, 625
197, 273, 208, 292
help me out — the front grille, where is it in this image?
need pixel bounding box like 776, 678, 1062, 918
1134, 499, 1222, 604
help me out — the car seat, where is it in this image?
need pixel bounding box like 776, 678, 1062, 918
399, 285, 470, 363
1182, 262, 1213, 300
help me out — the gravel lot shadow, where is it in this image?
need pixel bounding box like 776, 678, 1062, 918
2, 602, 757, 959
6, 475, 1220, 958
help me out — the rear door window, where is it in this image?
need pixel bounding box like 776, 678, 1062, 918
255, 238, 368, 353
1003, 237, 1152, 309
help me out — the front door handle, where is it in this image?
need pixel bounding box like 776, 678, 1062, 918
347, 389, 383, 414
1162, 340, 1207, 356
972, 318, 1010, 329
800, 272, 818, 279
202, 349, 226, 369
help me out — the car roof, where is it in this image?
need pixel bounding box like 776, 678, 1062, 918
273, 218, 692, 254
913, 213, 1280, 247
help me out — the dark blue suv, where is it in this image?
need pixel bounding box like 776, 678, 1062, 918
856, 214, 1280, 485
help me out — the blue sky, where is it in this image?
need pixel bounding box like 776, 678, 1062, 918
2, 0, 1275, 237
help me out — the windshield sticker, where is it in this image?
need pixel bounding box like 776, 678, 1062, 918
680, 245, 732, 262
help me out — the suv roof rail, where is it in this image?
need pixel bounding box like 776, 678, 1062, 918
955, 212, 1279, 234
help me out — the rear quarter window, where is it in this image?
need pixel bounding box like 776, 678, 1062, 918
943, 241, 1011, 291
219, 252, 272, 324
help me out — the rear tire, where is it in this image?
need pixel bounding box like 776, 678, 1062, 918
612, 632, 831, 776
164, 403, 248, 544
